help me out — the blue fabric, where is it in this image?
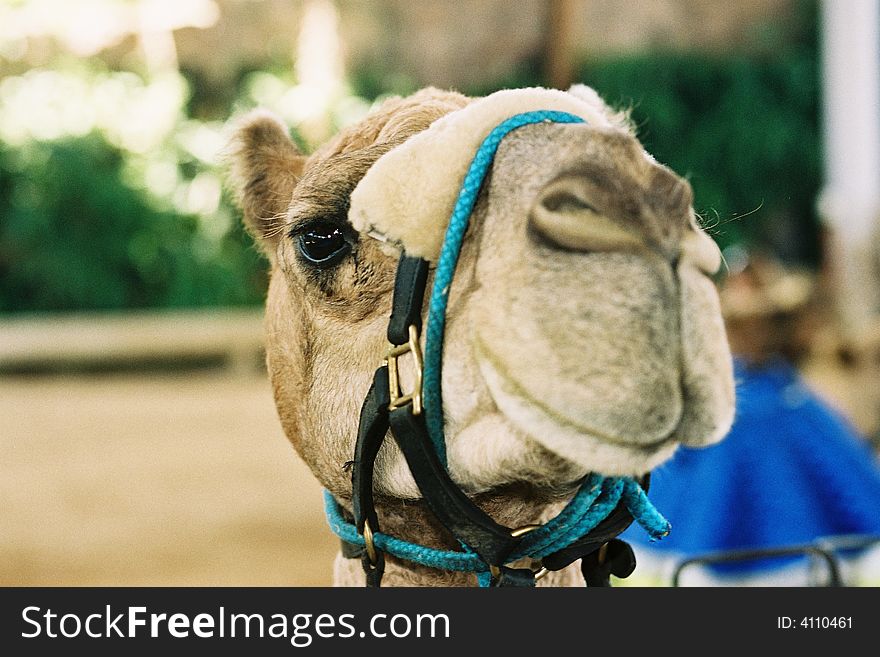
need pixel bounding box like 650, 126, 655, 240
620, 359, 880, 574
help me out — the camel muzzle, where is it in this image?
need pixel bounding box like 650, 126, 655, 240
326, 109, 675, 587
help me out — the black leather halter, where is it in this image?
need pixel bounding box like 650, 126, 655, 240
337, 253, 645, 587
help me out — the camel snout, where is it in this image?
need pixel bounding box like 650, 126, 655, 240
529, 175, 648, 255
647, 165, 693, 221
528, 168, 695, 263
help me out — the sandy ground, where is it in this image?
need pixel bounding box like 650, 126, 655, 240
2, 363, 876, 588
1, 372, 338, 586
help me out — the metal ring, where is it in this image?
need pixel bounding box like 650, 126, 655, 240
386, 324, 424, 415
486, 524, 550, 583
512, 524, 550, 581
510, 523, 543, 538
488, 562, 549, 582
362, 519, 378, 565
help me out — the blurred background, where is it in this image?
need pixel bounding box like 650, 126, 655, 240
2, 0, 879, 586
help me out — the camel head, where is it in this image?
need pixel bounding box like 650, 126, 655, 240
227, 86, 735, 505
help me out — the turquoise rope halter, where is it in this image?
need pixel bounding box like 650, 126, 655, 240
423, 110, 588, 466
326, 110, 670, 586
326, 476, 669, 586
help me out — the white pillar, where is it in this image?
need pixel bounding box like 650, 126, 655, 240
819, 0, 880, 335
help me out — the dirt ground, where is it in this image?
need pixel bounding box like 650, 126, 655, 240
2, 362, 876, 588
1, 372, 338, 586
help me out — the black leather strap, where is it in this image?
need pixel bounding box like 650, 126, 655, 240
540, 474, 648, 573
347, 250, 648, 587
351, 367, 391, 587
363, 555, 384, 587
580, 539, 637, 587
493, 567, 537, 587
387, 255, 429, 344
388, 405, 520, 565
352, 367, 391, 535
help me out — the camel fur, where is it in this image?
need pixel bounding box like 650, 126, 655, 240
226, 86, 736, 586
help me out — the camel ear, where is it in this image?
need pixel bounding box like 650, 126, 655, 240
226, 110, 306, 253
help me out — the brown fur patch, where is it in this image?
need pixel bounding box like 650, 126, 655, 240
228, 88, 468, 258
225, 111, 307, 252
314, 88, 470, 158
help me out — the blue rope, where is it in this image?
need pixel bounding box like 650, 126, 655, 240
423, 110, 588, 466
621, 478, 672, 540
326, 110, 671, 586
508, 476, 623, 561
324, 490, 489, 576
324, 476, 670, 587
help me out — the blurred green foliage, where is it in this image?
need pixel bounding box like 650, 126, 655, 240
578, 45, 821, 266
383, 6, 822, 266
0, 4, 821, 314
0, 135, 267, 312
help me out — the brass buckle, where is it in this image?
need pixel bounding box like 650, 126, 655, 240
489, 523, 550, 582
362, 518, 379, 566
596, 541, 609, 566
386, 324, 423, 416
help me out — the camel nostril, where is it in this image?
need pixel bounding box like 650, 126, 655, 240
541, 189, 598, 214
649, 168, 694, 218
530, 176, 645, 254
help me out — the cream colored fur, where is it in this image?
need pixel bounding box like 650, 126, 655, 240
350, 86, 630, 260
226, 86, 736, 586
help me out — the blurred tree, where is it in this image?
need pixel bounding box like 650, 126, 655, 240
357, 3, 822, 267
579, 43, 821, 265
580, 2, 821, 264
0, 135, 266, 312
0, 0, 823, 316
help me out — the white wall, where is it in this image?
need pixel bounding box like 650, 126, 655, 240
819, 0, 880, 334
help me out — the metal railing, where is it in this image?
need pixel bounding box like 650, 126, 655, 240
671, 534, 880, 587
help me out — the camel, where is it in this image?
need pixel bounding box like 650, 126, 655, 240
226, 86, 735, 586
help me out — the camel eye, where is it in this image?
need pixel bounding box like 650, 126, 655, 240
297, 223, 350, 266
